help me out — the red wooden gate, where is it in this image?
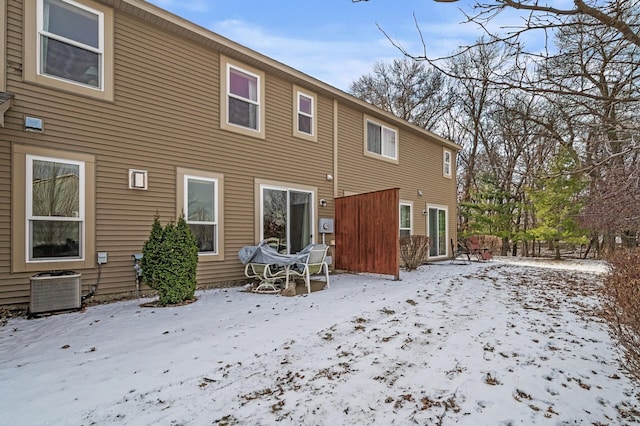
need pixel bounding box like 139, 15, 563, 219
334, 188, 400, 280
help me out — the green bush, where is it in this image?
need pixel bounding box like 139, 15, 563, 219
601, 248, 640, 382
400, 235, 431, 271
141, 214, 198, 305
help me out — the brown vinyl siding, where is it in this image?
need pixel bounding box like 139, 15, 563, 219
0, 0, 457, 306
336, 104, 457, 245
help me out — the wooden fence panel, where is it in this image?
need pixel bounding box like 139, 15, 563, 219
335, 188, 399, 279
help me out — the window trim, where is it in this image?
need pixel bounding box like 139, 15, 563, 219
363, 114, 399, 164
254, 178, 317, 253
292, 85, 317, 142
177, 167, 225, 261
24, 0, 114, 101
443, 148, 453, 178
12, 144, 95, 273
220, 55, 266, 139
399, 201, 413, 238
27, 154, 85, 261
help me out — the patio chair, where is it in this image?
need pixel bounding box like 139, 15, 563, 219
244, 263, 284, 294
450, 239, 471, 264
287, 244, 330, 294
469, 236, 492, 261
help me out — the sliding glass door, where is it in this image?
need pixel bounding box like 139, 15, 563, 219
262, 186, 313, 254
428, 206, 447, 257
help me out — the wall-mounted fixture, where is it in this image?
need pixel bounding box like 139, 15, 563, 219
422, 209, 428, 215
128, 169, 148, 190
326, 174, 334, 181
24, 116, 43, 132
319, 198, 327, 207
417, 190, 423, 197
319, 218, 334, 233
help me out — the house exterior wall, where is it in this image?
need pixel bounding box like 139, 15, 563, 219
336, 103, 458, 252
0, 0, 459, 306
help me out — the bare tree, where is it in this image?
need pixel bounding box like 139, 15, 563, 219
349, 57, 450, 131
352, 0, 640, 49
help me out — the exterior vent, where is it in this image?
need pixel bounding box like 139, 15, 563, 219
30, 271, 82, 315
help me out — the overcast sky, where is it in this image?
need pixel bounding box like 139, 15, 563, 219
145, 0, 502, 91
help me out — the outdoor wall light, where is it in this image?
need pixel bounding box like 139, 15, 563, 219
326, 174, 334, 181
24, 116, 44, 132
417, 190, 423, 196
320, 199, 327, 207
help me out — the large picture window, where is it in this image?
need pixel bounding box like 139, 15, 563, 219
365, 118, 397, 161
27, 155, 84, 260
38, 0, 103, 88
185, 176, 218, 254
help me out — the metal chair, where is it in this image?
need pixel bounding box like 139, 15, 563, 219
287, 244, 330, 294
450, 239, 471, 264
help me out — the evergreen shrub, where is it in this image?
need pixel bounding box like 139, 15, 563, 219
141, 214, 198, 305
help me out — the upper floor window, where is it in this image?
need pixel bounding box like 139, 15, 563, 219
228, 66, 259, 130
399, 202, 412, 238
24, 0, 114, 100
28, 155, 85, 261
39, 0, 103, 88
443, 148, 452, 178
220, 56, 265, 138
293, 86, 318, 141
365, 117, 398, 162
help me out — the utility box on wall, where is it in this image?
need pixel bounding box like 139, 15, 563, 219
319, 218, 334, 234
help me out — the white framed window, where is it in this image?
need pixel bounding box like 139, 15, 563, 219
399, 202, 412, 238
428, 206, 448, 258
27, 154, 85, 261
12, 145, 95, 273
220, 56, 265, 138
365, 116, 398, 162
38, 0, 103, 88
185, 175, 218, 254
297, 92, 313, 135
293, 86, 317, 141
177, 168, 224, 261
443, 148, 452, 178
24, 0, 114, 100
227, 65, 260, 130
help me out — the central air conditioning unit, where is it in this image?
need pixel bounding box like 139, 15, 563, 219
30, 271, 82, 315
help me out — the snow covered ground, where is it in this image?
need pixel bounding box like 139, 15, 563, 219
1, 258, 638, 425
